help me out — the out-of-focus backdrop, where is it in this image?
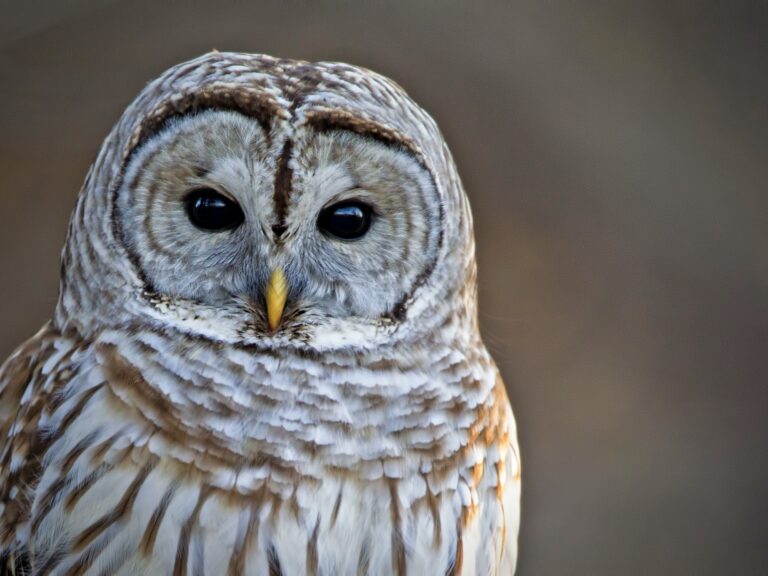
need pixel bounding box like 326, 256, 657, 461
1, 2, 766, 574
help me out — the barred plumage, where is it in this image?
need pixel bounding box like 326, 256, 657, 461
0, 52, 520, 575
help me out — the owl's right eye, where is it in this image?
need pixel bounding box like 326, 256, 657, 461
184, 188, 244, 231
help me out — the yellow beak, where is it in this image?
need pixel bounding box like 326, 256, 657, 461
265, 267, 289, 331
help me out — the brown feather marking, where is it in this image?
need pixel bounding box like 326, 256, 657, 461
497, 459, 507, 568
267, 543, 283, 576
173, 485, 212, 576
29, 544, 67, 576
72, 458, 158, 552
306, 515, 320, 576
48, 385, 103, 445
64, 446, 131, 512
63, 461, 158, 576
226, 503, 259, 576
33, 460, 113, 535
125, 88, 282, 170
445, 518, 464, 576
64, 462, 113, 511
63, 442, 133, 513
64, 537, 114, 576
357, 539, 371, 576
89, 428, 125, 464
289, 485, 300, 522
30, 475, 73, 534
99, 346, 257, 471
0, 326, 52, 439
388, 479, 407, 576
272, 140, 293, 237
59, 429, 101, 474
426, 374, 510, 490
424, 478, 442, 549
304, 109, 420, 158
330, 480, 344, 529
140, 479, 180, 557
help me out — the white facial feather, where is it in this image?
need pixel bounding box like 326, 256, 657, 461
117, 110, 441, 339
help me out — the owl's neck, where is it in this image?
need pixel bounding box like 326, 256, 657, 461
85, 314, 501, 496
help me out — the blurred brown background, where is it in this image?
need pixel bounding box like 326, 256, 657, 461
1, 1, 766, 574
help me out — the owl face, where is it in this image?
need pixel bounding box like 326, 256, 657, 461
57, 53, 476, 350
115, 110, 441, 334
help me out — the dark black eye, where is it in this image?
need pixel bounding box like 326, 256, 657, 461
184, 188, 244, 231
317, 201, 373, 240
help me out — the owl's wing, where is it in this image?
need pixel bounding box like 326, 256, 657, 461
0, 323, 63, 570
0, 324, 55, 439
488, 372, 521, 574
499, 380, 521, 574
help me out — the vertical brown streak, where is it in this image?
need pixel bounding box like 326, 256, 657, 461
140, 479, 180, 557
64, 462, 114, 511
226, 503, 259, 576
62, 463, 157, 576
306, 516, 320, 576
425, 483, 442, 549
330, 481, 344, 529
94, 542, 132, 576
191, 524, 205, 576
272, 140, 293, 235
72, 459, 158, 551
31, 543, 68, 576
268, 494, 283, 531
174, 485, 212, 576
357, 539, 371, 576
497, 460, 507, 567
30, 475, 73, 534
0, 326, 55, 431
445, 519, 463, 576
267, 543, 283, 576
388, 479, 407, 576
48, 385, 103, 445
89, 427, 126, 464
64, 532, 115, 576
59, 429, 101, 474
289, 486, 300, 522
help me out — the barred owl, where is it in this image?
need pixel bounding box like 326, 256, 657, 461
0, 52, 520, 575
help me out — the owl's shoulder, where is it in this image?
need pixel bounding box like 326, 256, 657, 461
0, 323, 85, 554
0, 323, 63, 446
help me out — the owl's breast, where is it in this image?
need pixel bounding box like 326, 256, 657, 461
18, 331, 520, 574
28, 417, 519, 575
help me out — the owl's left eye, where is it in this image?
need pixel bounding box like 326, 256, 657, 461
184, 188, 244, 231
318, 201, 373, 240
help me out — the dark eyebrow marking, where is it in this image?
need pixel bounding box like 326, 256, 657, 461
303, 109, 421, 158
124, 90, 283, 168
191, 164, 210, 179
272, 140, 293, 238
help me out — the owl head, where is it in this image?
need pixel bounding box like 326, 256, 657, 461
57, 53, 478, 352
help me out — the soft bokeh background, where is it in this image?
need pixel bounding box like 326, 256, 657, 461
1, 1, 766, 574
